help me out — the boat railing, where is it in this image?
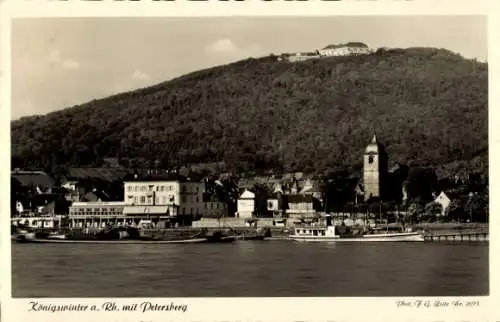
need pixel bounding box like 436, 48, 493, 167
293, 224, 328, 229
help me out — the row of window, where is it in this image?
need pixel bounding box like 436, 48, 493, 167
67, 210, 230, 217
127, 185, 176, 192
127, 195, 203, 205
69, 211, 123, 216
204, 203, 226, 209
296, 229, 326, 236
180, 208, 200, 215
71, 208, 124, 213
69, 204, 225, 215
289, 204, 314, 209
126, 184, 202, 193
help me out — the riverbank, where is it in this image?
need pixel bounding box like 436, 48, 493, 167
410, 222, 488, 235
20, 222, 487, 240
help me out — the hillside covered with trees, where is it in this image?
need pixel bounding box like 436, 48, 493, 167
11, 47, 488, 178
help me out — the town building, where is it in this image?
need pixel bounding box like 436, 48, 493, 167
61, 180, 87, 202
61, 180, 79, 192
203, 199, 229, 218
299, 178, 323, 201
12, 215, 62, 229
266, 195, 281, 217
68, 201, 126, 228
237, 189, 255, 219
434, 191, 451, 216
13, 194, 59, 215
287, 52, 321, 62
123, 177, 204, 218
285, 194, 316, 219
11, 170, 55, 194
363, 135, 388, 201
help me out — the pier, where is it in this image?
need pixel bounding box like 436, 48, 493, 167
423, 229, 489, 242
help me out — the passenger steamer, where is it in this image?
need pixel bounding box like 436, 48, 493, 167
291, 220, 424, 242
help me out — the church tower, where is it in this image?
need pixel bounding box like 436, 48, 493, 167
363, 135, 388, 201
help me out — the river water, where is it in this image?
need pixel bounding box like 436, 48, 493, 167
11, 241, 488, 297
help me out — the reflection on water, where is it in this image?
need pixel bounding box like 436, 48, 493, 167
12, 241, 488, 297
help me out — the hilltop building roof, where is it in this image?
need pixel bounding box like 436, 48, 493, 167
323, 42, 368, 50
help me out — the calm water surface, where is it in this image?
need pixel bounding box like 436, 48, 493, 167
12, 241, 488, 297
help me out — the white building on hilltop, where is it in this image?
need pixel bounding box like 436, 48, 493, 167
319, 42, 372, 57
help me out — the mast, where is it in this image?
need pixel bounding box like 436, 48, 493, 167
379, 201, 382, 225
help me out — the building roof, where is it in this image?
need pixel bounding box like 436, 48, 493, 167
323, 42, 368, 50
287, 194, 314, 203
364, 134, 387, 154
71, 201, 125, 207
123, 205, 172, 215
20, 193, 60, 209
300, 179, 322, 193
80, 191, 100, 202
102, 157, 121, 168
267, 193, 281, 200
239, 190, 255, 199
11, 170, 55, 189
273, 183, 284, 194
66, 167, 129, 182
435, 191, 451, 201
124, 174, 194, 183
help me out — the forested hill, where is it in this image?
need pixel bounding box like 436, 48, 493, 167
11, 47, 488, 177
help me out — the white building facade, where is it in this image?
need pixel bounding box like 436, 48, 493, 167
434, 191, 451, 216
237, 189, 255, 219
68, 201, 126, 228
319, 43, 372, 57
123, 179, 204, 217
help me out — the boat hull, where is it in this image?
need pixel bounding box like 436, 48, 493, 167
291, 232, 425, 242
12, 228, 237, 244
13, 237, 218, 244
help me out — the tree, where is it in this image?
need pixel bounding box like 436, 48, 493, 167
407, 202, 424, 223
464, 194, 488, 222
423, 201, 442, 222
447, 198, 467, 222
323, 170, 356, 212
252, 183, 272, 218
11, 178, 28, 215
405, 168, 438, 203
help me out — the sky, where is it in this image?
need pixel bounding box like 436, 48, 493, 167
11, 16, 487, 120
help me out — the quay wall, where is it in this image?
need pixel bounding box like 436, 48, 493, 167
192, 218, 285, 228
412, 222, 488, 231
424, 232, 488, 242
22, 221, 488, 241
32, 226, 291, 238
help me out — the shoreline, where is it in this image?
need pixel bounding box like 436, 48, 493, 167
16, 221, 488, 233
13, 222, 488, 243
